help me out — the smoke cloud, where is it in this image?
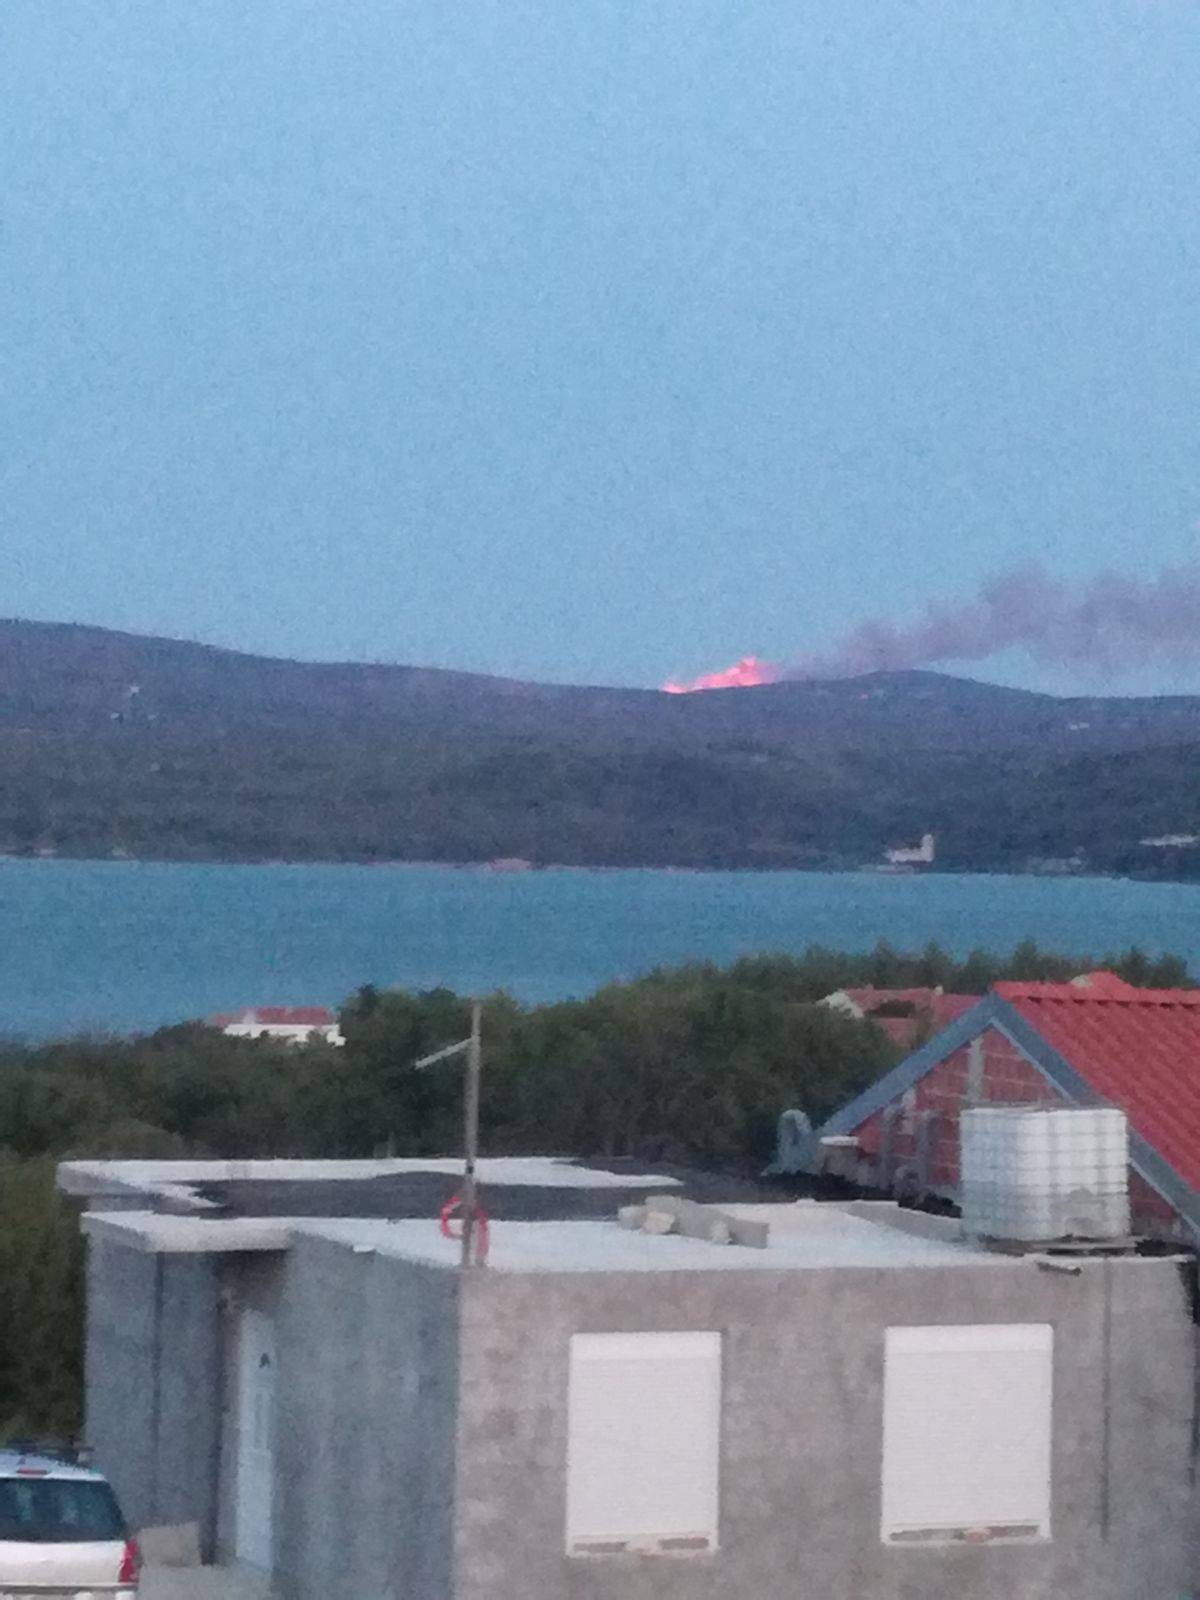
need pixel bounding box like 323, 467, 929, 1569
789, 563, 1200, 680
662, 564, 1200, 691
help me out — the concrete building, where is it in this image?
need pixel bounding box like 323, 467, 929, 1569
209, 1007, 345, 1047
805, 974, 1200, 1244
61, 1157, 1199, 1600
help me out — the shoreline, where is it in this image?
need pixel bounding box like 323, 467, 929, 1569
1, 854, 1196, 887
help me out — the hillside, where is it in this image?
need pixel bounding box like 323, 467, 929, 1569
0, 619, 1197, 875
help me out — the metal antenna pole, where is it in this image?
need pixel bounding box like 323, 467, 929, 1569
460, 1000, 483, 1268
415, 1002, 485, 1268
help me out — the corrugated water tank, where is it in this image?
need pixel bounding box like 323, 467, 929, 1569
960, 1105, 1130, 1243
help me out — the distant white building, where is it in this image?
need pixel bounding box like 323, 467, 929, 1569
210, 1006, 345, 1047
884, 832, 935, 866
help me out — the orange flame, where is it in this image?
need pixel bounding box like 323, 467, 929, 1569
662, 655, 782, 693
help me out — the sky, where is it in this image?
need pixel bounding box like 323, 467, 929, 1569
2, 1, 1198, 692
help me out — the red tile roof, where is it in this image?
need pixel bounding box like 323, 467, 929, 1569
256, 1006, 335, 1026
838, 987, 977, 1044
993, 982, 1200, 1192
212, 1006, 336, 1028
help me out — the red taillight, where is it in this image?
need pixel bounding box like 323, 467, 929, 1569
118, 1538, 142, 1586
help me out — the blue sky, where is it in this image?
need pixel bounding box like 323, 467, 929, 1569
2, 2, 1198, 691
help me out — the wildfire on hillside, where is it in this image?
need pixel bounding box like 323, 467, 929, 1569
662, 656, 782, 693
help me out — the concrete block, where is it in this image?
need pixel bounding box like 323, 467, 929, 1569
722, 1213, 769, 1249
642, 1208, 677, 1235
644, 1194, 768, 1249
139, 1521, 201, 1567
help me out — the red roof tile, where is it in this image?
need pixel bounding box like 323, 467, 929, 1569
212, 1006, 336, 1028
994, 984, 1200, 1192
839, 988, 977, 1043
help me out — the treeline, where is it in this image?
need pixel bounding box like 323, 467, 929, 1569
4, 722, 1200, 878
0, 941, 1191, 1436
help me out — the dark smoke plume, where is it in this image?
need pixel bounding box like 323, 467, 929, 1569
788, 563, 1200, 679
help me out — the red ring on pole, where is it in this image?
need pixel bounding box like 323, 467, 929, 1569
440, 1195, 489, 1262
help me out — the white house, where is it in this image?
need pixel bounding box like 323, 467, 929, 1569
884, 832, 935, 866
210, 1006, 345, 1047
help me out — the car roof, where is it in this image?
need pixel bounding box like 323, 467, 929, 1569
0, 1450, 105, 1482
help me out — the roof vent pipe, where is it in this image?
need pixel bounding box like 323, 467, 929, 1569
767, 1109, 816, 1175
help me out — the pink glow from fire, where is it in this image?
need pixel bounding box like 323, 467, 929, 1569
662, 655, 782, 693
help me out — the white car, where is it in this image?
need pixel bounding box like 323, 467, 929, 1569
0, 1448, 140, 1597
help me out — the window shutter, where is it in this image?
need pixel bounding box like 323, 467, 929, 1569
566, 1331, 721, 1553
881, 1323, 1053, 1542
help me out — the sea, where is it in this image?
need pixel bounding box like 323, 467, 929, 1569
1, 859, 1197, 1040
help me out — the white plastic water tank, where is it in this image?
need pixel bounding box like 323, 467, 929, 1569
960, 1105, 1130, 1243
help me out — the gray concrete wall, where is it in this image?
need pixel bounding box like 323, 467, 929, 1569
157, 1256, 221, 1542
271, 1235, 460, 1600
85, 1240, 220, 1544
453, 1256, 1199, 1600
85, 1238, 158, 1527
85, 1233, 1200, 1600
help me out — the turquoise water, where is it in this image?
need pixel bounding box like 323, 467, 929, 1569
1, 860, 1197, 1038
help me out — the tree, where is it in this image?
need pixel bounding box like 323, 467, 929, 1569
915, 941, 954, 989
0, 1157, 83, 1439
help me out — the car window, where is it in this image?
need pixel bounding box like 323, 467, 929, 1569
0, 1478, 126, 1543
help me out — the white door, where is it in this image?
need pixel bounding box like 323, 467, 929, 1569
236, 1310, 277, 1570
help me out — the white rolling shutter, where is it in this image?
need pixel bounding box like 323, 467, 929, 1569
881, 1324, 1053, 1543
566, 1331, 721, 1554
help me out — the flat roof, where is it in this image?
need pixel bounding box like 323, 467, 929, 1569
83, 1200, 1029, 1272
59, 1156, 794, 1220
83, 1212, 306, 1254
298, 1207, 1009, 1273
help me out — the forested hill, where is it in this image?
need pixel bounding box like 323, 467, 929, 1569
1, 618, 1198, 875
